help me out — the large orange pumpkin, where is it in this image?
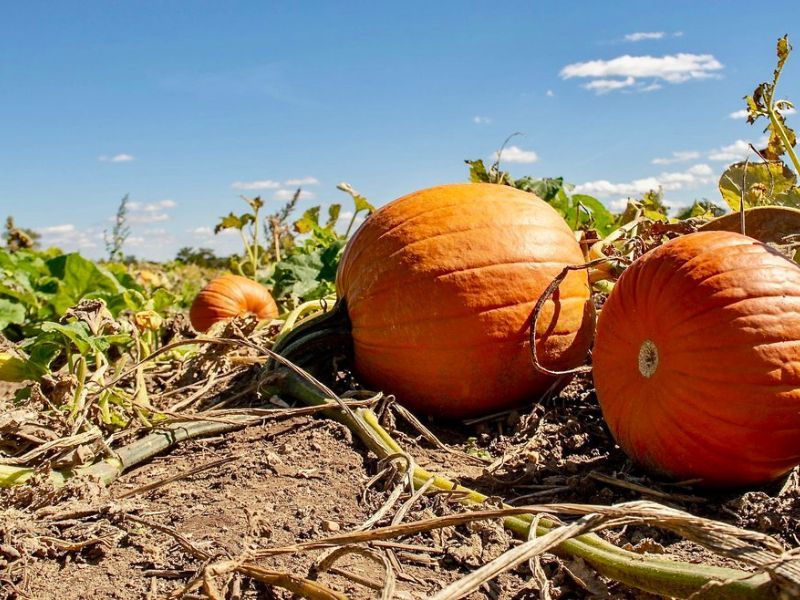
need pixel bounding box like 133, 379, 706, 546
279, 183, 595, 418
593, 231, 800, 487
190, 274, 279, 332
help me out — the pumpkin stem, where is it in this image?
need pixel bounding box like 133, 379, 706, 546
269, 299, 353, 374
638, 339, 659, 378
529, 259, 604, 376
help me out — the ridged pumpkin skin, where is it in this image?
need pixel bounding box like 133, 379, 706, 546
593, 231, 800, 487
190, 274, 279, 332
336, 183, 595, 418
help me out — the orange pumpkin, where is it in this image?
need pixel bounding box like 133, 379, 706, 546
593, 231, 800, 487
190, 274, 279, 332
280, 183, 595, 418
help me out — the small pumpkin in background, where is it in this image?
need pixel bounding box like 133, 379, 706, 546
275, 183, 596, 419
593, 230, 800, 487
190, 274, 279, 332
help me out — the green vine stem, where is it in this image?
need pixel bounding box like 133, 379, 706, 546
0, 367, 776, 598
765, 49, 800, 176
275, 297, 336, 343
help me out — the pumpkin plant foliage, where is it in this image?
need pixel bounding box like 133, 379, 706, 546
718, 35, 800, 211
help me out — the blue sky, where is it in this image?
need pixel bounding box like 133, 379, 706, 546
2, 2, 798, 260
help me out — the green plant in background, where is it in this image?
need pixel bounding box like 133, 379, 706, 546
215, 195, 266, 278
104, 194, 131, 262
269, 182, 374, 304
719, 35, 799, 210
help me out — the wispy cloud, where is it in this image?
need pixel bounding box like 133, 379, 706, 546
574, 163, 715, 197
36, 224, 99, 250
38, 224, 76, 234
472, 116, 492, 125
561, 53, 723, 94
546, 90, 555, 97
274, 189, 315, 201
284, 177, 319, 186
624, 32, 665, 42
583, 76, 635, 93
492, 145, 539, 164
706, 139, 766, 161
127, 199, 178, 224
98, 153, 135, 163
231, 179, 281, 190
652, 150, 700, 165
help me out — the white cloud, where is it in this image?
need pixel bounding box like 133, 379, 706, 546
492, 145, 539, 164
472, 116, 492, 124
284, 177, 319, 186
273, 189, 315, 201
98, 153, 135, 163
37, 225, 99, 250
639, 82, 663, 92
129, 199, 176, 212
583, 76, 635, 93
561, 53, 723, 94
38, 223, 76, 234
574, 163, 715, 197
624, 32, 665, 42
652, 150, 700, 165
707, 139, 763, 161
546, 90, 555, 97
128, 212, 170, 224
190, 226, 237, 237
231, 179, 281, 190
127, 198, 177, 224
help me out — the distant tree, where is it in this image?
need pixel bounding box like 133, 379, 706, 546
175, 246, 228, 268
104, 194, 130, 261
3, 216, 39, 252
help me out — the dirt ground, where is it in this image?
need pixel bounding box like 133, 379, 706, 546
1, 373, 798, 599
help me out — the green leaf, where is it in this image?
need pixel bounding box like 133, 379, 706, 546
514, 177, 565, 202
245, 196, 264, 211
272, 239, 346, 301
465, 159, 490, 183
573, 194, 615, 235
294, 207, 321, 234
39, 321, 109, 355
676, 200, 726, 220
0, 352, 33, 382
326, 204, 341, 228
272, 250, 326, 300
45, 253, 125, 315
148, 288, 178, 313
214, 212, 254, 233
0, 299, 25, 330
352, 193, 374, 215
337, 182, 375, 215
719, 161, 798, 210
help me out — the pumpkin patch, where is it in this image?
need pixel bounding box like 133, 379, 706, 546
4, 32, 800, 600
